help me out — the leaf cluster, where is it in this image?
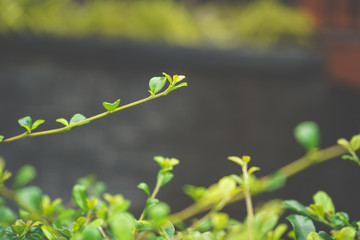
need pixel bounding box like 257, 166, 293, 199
284, 191, 360, 240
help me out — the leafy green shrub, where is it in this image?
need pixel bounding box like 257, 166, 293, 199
0, 0, 314, 48
0, 74, 359, 239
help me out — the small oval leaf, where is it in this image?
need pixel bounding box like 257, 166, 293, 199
148, 202, 170, 220
15, 186, 43, 213
18, 116, 33, 132
137, 182, 150, 197
159, 220, 175, 239
158, 171, 174, 187
103, 99, 120, 112
31, 119, 45, 131
149, 77, 167, 94
82, 226, 103, 240
287, 214, 316, 240
56, 118, 69, 126
282, 200, 310, 216
350, 134, 360, 151
72, 184, 88, 211
173, 75, 186, 83
294, 121, 320, 151
13, 165, 37, 189
70, 114, 88, 126
0, 135, 4, 142
313, 191, 335, 213
162, 72, 172, 84
110, 212, 136, 240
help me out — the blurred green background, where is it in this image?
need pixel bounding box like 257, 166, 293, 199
0, 0, 314, 48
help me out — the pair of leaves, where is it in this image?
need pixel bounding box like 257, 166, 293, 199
56, 113, 88, 127
18, 116, 45, 133
154, 156, 179, 173
103, 99, 120, 112
0, 135, 4, 143
338, 134, 360, 164
228, 155, 252, 167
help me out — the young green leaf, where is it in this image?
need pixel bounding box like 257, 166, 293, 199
11, 219, 26, 235
110, 212, 136, 240
103, 99, 120, 112
313, 191, 335, 213
286, 214, 316, 240
149, 77, 167, 94
137, 182, 150, 197
248, 166, 260, 175
350, 134, 360, 151
56, 118, 69, 126
341, 155, 356, 161
173, 75, 186, 84
69, 113, 89, 126
147, 202, 170, 220
294, 121, 320, 151
168, 82, 188, 93
159, 221, 175, 239
271, 224, 288, 240
331, 212, 350, 228
12, 165, 36, 189
337, 138, 350, 149
0, 135, 4, 142
332, 226, 356, 240
72, 184, 88, 211
283, 200, 311, 217
0, 205, 17, 225
15, 186, 43, 213
82, 226, 103, 240
94, 181, 107, 196
162, 72, 173, 84
158, 171, 174, 187
31, 119, 45, 131
228, 156, 244, 166
18, 116, 33, 133
41, 225, 59, 240
229, 174, 243, 185
146, 198, 159, 211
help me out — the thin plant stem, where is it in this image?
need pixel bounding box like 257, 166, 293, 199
138, 173, 165, 221
242, 162, 254, 240
1, 87, 172, 144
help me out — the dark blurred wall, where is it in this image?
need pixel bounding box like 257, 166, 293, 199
0, 36, 359, 218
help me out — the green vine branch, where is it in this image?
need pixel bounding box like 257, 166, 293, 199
0, 73, 187, 144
